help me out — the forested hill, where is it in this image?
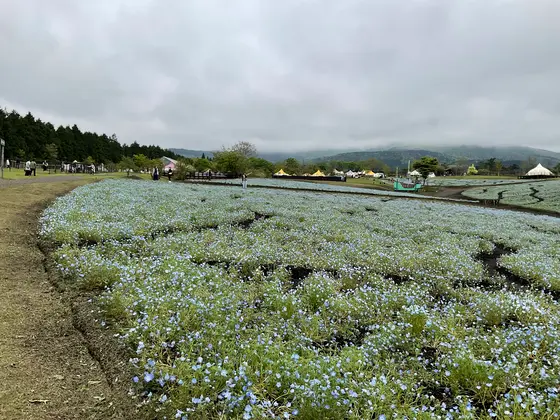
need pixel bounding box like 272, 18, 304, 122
0, 108, 179, 163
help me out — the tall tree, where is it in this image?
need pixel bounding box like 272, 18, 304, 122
44, 143, 58, 161
495, 160, 503, 176
213, 150, 247, 176
231, 141, 257, 158
412, 156, 439, 181
0, 107, 179, 164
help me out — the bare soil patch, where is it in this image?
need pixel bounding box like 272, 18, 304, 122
0, 181, 135, 419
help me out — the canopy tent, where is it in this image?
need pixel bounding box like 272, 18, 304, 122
428, 172, 436, 178
526, 163, 553, 176
311, 170, 325, 177
274, 169, 288, 176
365, 170, 375, 176
408, 170, 421, 177
333, 169, 344, 175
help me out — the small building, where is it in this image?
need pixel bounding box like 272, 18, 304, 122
161, 156, 178, 172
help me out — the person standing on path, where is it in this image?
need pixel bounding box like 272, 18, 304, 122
30, 160, 36, 176
5, 159, 10, 171
241, 173, 247, 190
25, 160, 31, 176
152, 167, 159, 181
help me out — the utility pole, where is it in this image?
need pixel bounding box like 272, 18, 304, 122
0, 138, 5, 179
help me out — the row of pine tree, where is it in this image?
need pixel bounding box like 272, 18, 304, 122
0, 108, 179, 164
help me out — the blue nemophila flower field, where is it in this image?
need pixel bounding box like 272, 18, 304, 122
41, 180, 560, 419
462, 180, 560, 213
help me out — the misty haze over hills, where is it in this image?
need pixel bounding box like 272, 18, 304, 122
170, 145, 560, 168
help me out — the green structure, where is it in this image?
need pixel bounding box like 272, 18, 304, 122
393, 180, 423, 192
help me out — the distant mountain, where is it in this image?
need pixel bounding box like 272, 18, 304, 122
169, 148, 349, 162
170, 145, 560, 168
314, 146, 560, 168
169, 148, 214, 158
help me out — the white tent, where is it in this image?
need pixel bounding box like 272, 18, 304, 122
428, 172, 436, 178
526, 163, 553, 176
333, 169, 344, 175
408, 170, 421, 177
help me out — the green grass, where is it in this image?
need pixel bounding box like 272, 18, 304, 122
0, 168, 88, 180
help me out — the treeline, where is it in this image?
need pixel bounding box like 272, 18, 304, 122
0, 108, 179, 163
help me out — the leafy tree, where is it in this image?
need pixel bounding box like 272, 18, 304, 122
194, 157, 212, 172
484, 157, 497, 173
412, 156, 439, 181
0, 107, 180, 164
231, 141, 257, 158
455, 157, 469, 175
84, 155, 94, 165
247, 157, 274, 177
133, 154, 150, 172
213, 150, 247, 176
117, 157, 137, 177
174, 162, 196, 180
282, 158, 301, 175
44, 143, 58, 161
495, 160, 503, 176
467, 164, 478, 175
553, 162, 560, 176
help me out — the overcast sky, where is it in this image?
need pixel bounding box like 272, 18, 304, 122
1, 0, 560, 152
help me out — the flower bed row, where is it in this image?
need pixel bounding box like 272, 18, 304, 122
41, 180, 560, 418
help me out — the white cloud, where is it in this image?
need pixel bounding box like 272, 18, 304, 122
1, 0, 560, 152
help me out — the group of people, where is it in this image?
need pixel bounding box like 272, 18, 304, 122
24, 160, 37, 176
152, 167, 173, 182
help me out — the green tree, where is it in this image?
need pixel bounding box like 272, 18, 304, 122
553, 162, 560, 176
174, 162, 196, 180
213, 150, 247, 176
133, 154, 150, 172
44, 143, 58, 161
495, 160, 503, 176
247, 157, 274, 177
467, 164, 478, 175
117, 157, 137, 177
455, 157, 469, 175
484, 158, 497, 174
412, 156, 439, 181
194, 157, 212, 172
282, 158, 301, 175
231, 141, 257, 158
84, 155, 94, 165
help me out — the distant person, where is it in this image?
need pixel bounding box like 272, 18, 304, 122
25, 160, 31, 176
167, 169, 173, 182
5, 159, 10, 171
241, 174, 247, 190
30, 160, 37, 176
91, 164, 96, 175
152, 167, 159, 181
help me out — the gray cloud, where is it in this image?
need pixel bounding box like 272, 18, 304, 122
1, 0, 560, 152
